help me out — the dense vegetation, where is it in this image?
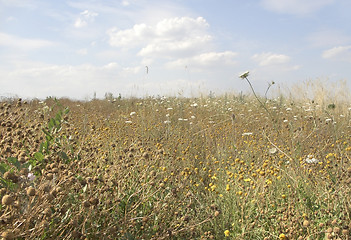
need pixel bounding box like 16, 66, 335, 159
1, 94, 351, 239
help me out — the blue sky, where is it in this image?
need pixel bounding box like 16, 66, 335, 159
1, 0, 351, 99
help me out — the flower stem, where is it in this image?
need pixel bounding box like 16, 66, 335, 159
244, 77, 272, 117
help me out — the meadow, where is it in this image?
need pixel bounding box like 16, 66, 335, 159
0, 89, 351, 239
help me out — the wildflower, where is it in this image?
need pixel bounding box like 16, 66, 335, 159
164, 120, 171, 124
125, 121, 132, 124
239, 71, 249, 79
305, 155, 319, 164
226, 184, 230, 191
130, 111, 136, 116
242, 132, 253, 136
224, 230, 230, 237
279, 233, 286, 239
269, 147, 277, 154
28, 172, 35, 182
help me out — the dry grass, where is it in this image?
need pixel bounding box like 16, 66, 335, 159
0, 92, 351, 239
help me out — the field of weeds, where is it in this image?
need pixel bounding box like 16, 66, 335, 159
1, 95, 351, 239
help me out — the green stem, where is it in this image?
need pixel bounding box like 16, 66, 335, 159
244, 77, 271, 117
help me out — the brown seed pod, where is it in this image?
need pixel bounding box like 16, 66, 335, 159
83, 200, 91, 208
303, 220, 310, 227
2, 195, 13, 206
26, 187, 36, 196
46, 173, 53, 180
89, 197, 99, 206
1, 230, 14, 240
3, 172, 15, 181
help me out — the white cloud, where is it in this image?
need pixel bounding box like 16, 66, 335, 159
167, 51, 238, 70
252, 52, 291, 66
107, 17, 212, 58
74, 10, 98, 28
322, 45, 351, 61
0, 62, 122, 99
0, 32, 55, 50
261, 0, 335, 15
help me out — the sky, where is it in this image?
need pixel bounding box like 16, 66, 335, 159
1, 0, 351, 99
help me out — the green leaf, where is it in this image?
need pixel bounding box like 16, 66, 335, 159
0, 163, 10, 174
7, 157, 21, 170
64, 108, 70, 114
34, 152, 44, 162
48, 118, 55, 130
0, 176, 8, 188
42, 128, 53, 139
55, 112, 62, 122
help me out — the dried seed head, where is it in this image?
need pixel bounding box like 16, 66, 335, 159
46, 173, 53, 180
142, 152, 150, 159
1, 230, 14, 240
3, 171, 17, 182
89, 197, 99, 206
83, 200, 91, 208
303, 220, 310, 227
214, 211, 220, 217
26, 187, 36, 196
2, 195, 13, 206
142, 216, 149, 223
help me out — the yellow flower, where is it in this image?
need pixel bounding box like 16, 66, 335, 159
279, 233, 286, 239
226, 184, 230, 191
224, 230, 230, 237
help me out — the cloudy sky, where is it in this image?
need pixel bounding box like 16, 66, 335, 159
1, 0, 351, 99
